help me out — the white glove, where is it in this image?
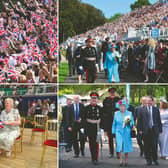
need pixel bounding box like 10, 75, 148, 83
100, 129, 104, 135
95, 64, 99, 72
79, 66, 83, 70
80, 128, 84, 134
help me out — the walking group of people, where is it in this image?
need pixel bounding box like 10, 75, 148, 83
64, 37, 168, 83
61, 0, 168, 83
61, 88, 168, 166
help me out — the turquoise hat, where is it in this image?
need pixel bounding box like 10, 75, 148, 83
109, 44, 117, 49
116, 99, 129, 109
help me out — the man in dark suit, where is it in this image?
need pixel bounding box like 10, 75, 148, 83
134, 96, 146, 157
62, 98, 72, 152
137, 96, 162, 166
66, 42, 76, 76
67, 95, 85, 157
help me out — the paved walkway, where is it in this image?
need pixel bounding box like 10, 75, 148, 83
59, 139, 168, 168
63, 70, 143, 83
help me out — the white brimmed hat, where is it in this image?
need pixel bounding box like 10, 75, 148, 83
160, 97, 168, 103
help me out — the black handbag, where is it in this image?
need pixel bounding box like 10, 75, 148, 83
131, 129, 137, 138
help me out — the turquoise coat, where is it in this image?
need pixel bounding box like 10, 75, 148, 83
112, 110, 134, 153
104, 51, 120, 83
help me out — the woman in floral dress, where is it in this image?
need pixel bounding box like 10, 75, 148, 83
0, 98, 21, 157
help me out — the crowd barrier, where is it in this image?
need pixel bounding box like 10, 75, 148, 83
121, 27, 168, 41
0, 85, 57, 97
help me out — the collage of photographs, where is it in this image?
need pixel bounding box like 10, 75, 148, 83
0, 0, 168, 168
0, 0, 57, 167
58, 0, 168, 168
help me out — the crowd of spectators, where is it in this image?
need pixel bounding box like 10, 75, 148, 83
63, 2, 168, 45
0, 0, 58, 83
27, 98, 56, 117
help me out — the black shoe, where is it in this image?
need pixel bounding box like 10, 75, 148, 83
92, 160, 98, 165
73, 155, 79, 158
109, 154, 114, 158
81, 152, 85, 156
140, 151, 143, 157
154, 160, 159, 166
146, 161, 152, 166
66, 148, 72, 152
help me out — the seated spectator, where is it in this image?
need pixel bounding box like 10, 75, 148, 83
0, 98, 21, 157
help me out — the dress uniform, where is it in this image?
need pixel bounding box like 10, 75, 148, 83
102, 88, 120, 157
82, 92, 102, 165
82, 38, 98, 83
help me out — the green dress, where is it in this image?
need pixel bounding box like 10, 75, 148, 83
0, 108, 20, 151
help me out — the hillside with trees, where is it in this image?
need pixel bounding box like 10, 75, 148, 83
59, 0, 106, 43
130, 0, 151, 10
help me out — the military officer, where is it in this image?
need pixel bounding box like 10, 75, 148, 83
82, 38, 98, 83
102, 87, 120, 158
82, 92, 102, 165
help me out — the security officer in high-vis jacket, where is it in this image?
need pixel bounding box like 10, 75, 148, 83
82, 38, 98, 83
82, 92, 102, 165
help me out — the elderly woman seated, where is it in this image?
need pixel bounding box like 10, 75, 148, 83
0, 98, 21, 157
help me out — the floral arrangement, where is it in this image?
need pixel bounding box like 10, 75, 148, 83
116, 52, 121, 59
115, 52, 121, 63
123, 115, 131, 128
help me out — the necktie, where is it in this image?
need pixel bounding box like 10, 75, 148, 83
76, 104, 79, 120
71, 47, 73, 58
148, 106, 153, 128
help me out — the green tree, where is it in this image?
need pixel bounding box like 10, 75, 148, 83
108, 13, 123, 23
130, 0, 151, 11
59, 0, 106, 43
59, 85, 168, 105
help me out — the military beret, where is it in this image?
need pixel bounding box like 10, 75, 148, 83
90, 92, 99, 98
108, 87, 116, 93
86, 38, 93, 43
